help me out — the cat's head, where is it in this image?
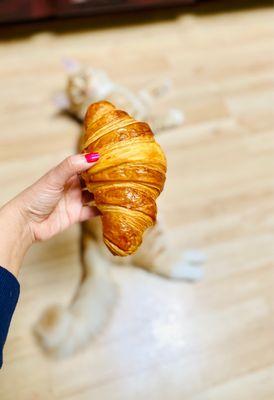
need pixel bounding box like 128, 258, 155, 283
54, 59, 114, 120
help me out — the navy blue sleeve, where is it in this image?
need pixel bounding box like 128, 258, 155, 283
0, 266, 20, 368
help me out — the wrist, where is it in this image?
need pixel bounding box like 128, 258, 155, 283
0, 199, 33, 277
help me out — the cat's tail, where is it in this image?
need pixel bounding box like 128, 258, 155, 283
34, 235, 117, 358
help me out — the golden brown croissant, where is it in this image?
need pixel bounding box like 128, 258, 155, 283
81, 101, 167, 256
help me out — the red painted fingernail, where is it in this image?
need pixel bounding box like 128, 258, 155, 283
85, 152, 100, 163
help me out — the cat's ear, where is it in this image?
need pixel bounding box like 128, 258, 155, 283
62, 58, 80, 73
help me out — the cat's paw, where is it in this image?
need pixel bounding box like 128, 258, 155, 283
170, 250, 206, 282
150, 108, 185, 132
166, 108, 185, 127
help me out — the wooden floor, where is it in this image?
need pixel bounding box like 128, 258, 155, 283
0, 3, 274, 399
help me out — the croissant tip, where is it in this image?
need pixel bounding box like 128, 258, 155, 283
85, 100, 115, 116
104, 237, 136, 257
84, 101, 116, 131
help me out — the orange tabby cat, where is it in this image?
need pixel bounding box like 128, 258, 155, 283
34, 103, 196, 357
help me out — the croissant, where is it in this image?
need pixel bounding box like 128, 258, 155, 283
80, 101, 167, 256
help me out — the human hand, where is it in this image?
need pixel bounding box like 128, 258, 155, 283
0, 153, 99, 276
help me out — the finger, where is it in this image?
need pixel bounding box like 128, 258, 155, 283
45, 153, 99, 189
79, 205, 101, 222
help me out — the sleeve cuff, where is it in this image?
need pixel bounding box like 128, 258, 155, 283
0, 266, 20, 368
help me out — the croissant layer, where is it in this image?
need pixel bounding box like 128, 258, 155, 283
81, 101, 167, 256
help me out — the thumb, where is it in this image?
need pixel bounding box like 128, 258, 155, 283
44, 153, 99, 189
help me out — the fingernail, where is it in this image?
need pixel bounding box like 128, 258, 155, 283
85, 152, 100, 163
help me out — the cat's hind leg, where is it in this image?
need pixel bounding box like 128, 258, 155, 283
34, 225, 117, 357
131, 219, 205, 282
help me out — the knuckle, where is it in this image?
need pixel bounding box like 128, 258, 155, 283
64, 155, 76, 172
